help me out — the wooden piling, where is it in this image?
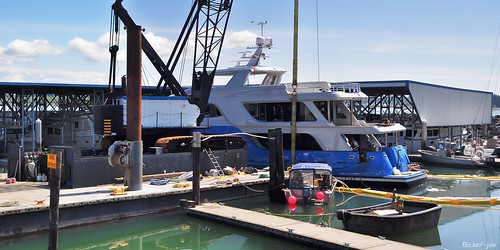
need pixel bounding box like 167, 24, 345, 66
125, 24, 143, 191
268, 128, 285, 203
48, 150, 62, 250
192, 132, 201, 205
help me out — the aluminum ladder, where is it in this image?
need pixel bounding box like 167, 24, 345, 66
204, 148, 225, 176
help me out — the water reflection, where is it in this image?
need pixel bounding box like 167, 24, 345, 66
228, 162, 500, 249
0, 210, 314, 250
1, 162, 498, 249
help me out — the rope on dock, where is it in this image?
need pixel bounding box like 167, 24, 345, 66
0, 201, 19, 207
238, 181, 284, 193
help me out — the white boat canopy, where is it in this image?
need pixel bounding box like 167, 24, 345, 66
358, 80, 492, 127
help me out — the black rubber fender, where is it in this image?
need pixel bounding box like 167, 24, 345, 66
336, 209, 351, 221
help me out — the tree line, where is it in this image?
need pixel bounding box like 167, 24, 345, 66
494, 94, 500, 108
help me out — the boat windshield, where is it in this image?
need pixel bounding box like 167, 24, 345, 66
289, 170, 313, 189
289, 169, 331, 189
314, 169, 332, 189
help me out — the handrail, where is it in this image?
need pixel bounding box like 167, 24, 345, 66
331, 82, 360, 93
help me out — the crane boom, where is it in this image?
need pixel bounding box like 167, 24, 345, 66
110, 0, 233, 125
111, 0, 186, 97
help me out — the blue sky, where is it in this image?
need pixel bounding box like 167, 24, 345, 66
1, 0, 500, 94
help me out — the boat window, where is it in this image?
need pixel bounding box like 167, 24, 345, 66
262, 74, 279, 85
55, 128, 61, 135
314, 170, 332, 189
205, 104, 222, 117
74, 121, 79, 129
47, 127, 53, 135
336, 105, 347, 119
314, 101, 329, 121
244, 102, 316, 122
254, 133, 323, 151
314, 101, 347, 121
289, 170, 314, 188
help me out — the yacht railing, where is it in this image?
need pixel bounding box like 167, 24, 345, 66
330, 82, 360, 93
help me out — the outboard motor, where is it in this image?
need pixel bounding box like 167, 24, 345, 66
303, 185, 312, 204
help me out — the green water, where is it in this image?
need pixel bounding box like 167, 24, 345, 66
0, 210, 314, 250
1, 163, 499, 249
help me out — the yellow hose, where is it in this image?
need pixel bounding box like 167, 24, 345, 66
334, 187, 500, 206
427, 174, 500, 181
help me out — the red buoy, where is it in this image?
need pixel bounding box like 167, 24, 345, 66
316, 208, 324, 215
316, 191, 325, 200
287, 195, 297, 204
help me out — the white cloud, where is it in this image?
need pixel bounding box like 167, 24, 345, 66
223, 31, 259, 49
66, 30, 259, 68
0, 39, 65, 65
68, 33, 112, 63
144, 32, 178, 59
68, 32, 189, 64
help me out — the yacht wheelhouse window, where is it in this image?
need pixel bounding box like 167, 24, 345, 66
314, 101, 329, 121
244, 102, 316, 122
205, 104, 222, 117
336, 105, 347, 119
262, 74, 279, 85
254, 133, 322, 150
314, 101, 347, 121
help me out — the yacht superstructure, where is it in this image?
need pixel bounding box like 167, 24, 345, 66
200, 37, 426, 188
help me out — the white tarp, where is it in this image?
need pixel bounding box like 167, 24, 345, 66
409, 82, 492, 127
120, 97, 200, 128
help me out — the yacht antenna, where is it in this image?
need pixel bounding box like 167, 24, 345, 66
252, 21, 267, 36
315, 0, 320, 81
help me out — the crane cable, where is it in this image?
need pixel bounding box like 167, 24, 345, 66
108, 8, 120, 104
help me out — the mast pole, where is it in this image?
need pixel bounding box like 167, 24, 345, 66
291, 0, 299, 165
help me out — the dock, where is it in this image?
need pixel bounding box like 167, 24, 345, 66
187, 203, 425, 250
0, 173, 268, 238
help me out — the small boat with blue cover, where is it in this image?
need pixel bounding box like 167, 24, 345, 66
283, 163, 335, 205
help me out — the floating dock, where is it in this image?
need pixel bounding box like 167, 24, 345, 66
187, 203, 425, 250
0, 173, 268, 238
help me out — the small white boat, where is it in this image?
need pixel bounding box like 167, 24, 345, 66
418, 149, 485, 167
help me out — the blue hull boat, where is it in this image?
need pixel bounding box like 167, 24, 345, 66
199, 36, 427, 189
